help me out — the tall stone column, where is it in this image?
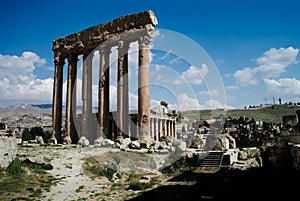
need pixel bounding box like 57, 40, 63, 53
82, 50, 93, 140
116, 41, 130, 141
138, 36, 151, 143
173, 120, 177, 138
51, 56, 65, 144
154, 118, 158, 141
158, 118, 162, 140
150, 118, 153, 139
169, 120, 173, 138
98, 46, 111, 138
65, 54, 78, 144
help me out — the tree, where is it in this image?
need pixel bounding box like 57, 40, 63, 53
22, 128, 32, 141
30, 126, 44, 139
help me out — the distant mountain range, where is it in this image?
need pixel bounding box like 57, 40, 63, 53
31, 104, 53, 109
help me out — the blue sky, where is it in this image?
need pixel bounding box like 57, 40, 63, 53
0, 0, 300, 110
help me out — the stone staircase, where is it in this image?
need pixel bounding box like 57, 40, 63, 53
198, 151, 224, 168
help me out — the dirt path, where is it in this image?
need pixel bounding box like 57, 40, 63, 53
18, 145, 122, 200
42, 146, 113, 200
16, 144, 177, 201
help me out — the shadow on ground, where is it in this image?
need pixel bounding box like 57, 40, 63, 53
127, 167, 300, 201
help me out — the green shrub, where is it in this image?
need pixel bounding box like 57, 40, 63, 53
7, 158, 24, 177
127, 181, 153, 191
22, 128, 32, 141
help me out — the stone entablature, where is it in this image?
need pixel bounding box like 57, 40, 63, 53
52, 10, 158, 59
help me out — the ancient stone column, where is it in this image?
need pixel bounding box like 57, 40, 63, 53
51, 56, 65, 144
169, 120, 173, 138
117, 41, 130, 141
154, 118, 158, 141
150, 118, 153, 139
158, 118, 162, 140
82, 50, 93, 140
138, 36, 151, 143
65, 54, 78, 144
98, 46, 111, 138
173, 120, 177, 138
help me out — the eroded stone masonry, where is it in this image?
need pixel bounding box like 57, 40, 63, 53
50, 10, 177, 145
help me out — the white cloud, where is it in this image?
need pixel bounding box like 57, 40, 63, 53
168, 93, 234, 111
0, 52, 46, 75
170, 93, 202, 111
199, 89, 218, 96
264, 78, 300, 96
174, 64, 208, 85
226, 85, 239, 90
203, 100, 234, 110
233, 47, 299, 86
0, 52, 52, 106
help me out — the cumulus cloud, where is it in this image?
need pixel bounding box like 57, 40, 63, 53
203, 100, 234, 110
233, 47, 299, 86
174, 64, 208, 85
199, 89, 218, 96
0, 52, 52, 106
169, 93, 234, 111
226, 85, 239, 90
0, 52, 46, 75
172, 93, 202, 110
264, 78, 300, 96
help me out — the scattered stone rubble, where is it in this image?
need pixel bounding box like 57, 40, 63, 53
91, 135, 187, 154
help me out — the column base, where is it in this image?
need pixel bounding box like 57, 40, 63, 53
48, 136, 57, 145
115, 135, 124, 144
138, 136, 151, 148
63, 136, 72, 144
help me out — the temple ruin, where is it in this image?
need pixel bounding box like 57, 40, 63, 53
50, 10, 176, 144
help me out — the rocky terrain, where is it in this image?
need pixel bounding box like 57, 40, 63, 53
2, 143, 300, 201
0, 143, 186, 201
0, 104, 53, 128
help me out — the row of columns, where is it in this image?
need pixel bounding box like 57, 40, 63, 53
150, 118, 177, 141
51, 36, 152, 144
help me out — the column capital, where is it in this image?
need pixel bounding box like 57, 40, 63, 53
54, 56, 65, 67
118, 40, 130, 55
99, 45, 112, 55
83, 49, 94, 60
67, 54, 79, 63
138, 36, 151, 49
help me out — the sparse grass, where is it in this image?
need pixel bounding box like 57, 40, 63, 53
181, 104, 300, 123
126, 175, 159, 191
64, 163, 72, 169
0, 157, 58, 201
75, 185, 85, 193
83, 156, 117, 182
7, 158, 25, 177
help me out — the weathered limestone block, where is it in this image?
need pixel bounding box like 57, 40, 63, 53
225, 147, 262, 170
77, 136, 89, 147
190, 135, 205, 149
282, 115, 298, 128
0, 137, 17, 169
94, 136, 104, 146
35, 136, 44, 144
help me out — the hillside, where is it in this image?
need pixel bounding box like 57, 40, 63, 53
181, 104, 300, 123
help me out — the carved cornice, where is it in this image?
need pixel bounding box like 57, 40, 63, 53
53, 10, 158, 58
138, 35, 151, 49
117, 40, 130, 56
